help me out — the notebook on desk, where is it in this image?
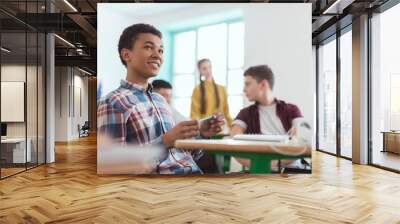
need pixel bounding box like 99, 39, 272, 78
232, 134, 289, 142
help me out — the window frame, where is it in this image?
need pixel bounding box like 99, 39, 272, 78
171, 19, 244, 118
315, 24, 353, 161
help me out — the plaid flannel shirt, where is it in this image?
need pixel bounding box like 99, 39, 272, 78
97, 79, 201, 174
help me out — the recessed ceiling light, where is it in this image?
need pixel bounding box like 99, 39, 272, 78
322, 0, 354, 15
78, 67, 92, 76
54, 34, 75, 48
1, 47, 11, 53
63, 0, 78, 12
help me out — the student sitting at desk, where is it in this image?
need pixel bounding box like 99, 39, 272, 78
97, 23, 224, 174
231, 65, 303, 170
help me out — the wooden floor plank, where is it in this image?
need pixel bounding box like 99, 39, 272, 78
0, 135, 400, 223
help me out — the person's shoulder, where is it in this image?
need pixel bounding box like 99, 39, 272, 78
151, 92, 168, 105
213, 82, 225, 89
150, 92, 173, 117
277, 99, 300, 110
287, 103, 301, 111
276, 99, 302, 116
234, 103, 257, 123
97, 88, 128, 111
238, 103, 257, 115
98, 88, 121, 104
191, 84, 201, 95
216, 83, 227, 91
193, 84, 201, 90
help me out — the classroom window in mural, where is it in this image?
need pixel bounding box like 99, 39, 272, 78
172, 21, 244, 118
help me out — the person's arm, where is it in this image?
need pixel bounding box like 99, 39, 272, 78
162, 116, 224, 148
162, 120, 200, 149
190, 87, 202, 120
229, 108, 251, 168
97, 100, 126, 144
230, 122, 252, 167
287, 104, 304, 137
231, 124, 245, 137
230, 107, 249, 137
97, 99, 163, 174
230, 123, 250, 168
198, 112, 225, 138
221, 86, 233, 128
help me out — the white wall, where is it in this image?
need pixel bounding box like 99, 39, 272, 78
1, 65, 41, 137
1, 64, 46, 163
55, 67, 89, 141
97, 4, 139, 97
72, 74, 89, 138
55, 67, 68, 141
1, 65, 26, 139
243, 4, 313, 127
98, 3, 314, 129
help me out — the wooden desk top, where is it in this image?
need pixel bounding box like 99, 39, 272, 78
175, 139, 311, 156
1, 138, 28, 143
381, 131, 400, 134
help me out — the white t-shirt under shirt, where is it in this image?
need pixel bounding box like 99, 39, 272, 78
258, 104, 286, 135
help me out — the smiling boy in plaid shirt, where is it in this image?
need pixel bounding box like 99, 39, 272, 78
97, 23, 224, 174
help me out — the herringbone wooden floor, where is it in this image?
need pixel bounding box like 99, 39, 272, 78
1, 135, 400, 224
